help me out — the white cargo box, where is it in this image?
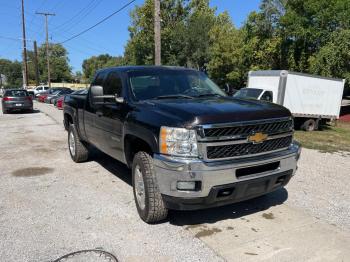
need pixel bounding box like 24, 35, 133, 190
247, 70, 345, 119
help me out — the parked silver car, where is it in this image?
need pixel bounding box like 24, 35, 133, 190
1, 89, 33, 114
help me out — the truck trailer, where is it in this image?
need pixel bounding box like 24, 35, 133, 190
234, 70, 345, 131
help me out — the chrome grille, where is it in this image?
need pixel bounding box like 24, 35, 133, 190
206, 136, 293, 159
198, 118, 294, 160
203, 119, 293, 139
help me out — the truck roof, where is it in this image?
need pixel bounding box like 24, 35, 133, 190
96, 65, 199, 74
249, 70, 344, 82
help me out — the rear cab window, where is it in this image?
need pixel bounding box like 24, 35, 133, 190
4, 90, 29, 97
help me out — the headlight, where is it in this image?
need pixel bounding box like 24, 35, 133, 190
160, 126, 198, 157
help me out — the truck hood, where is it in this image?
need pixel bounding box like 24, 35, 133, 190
146, 97, 291, 127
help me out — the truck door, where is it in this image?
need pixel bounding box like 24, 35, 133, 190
96, 71, 125, 161
84, 71, 107, 148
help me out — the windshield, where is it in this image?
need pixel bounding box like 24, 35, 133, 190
128, 69, 226, 101
52, 90, 61, 95
233, 88, 263, 99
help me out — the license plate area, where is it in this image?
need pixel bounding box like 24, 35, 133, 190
15, 103, 22, 106
236, 161, 280, 179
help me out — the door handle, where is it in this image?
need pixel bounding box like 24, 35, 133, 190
96, 111, 103, 117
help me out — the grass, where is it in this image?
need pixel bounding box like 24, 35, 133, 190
294, 121, 350, 153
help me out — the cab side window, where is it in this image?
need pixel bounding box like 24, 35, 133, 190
92, 72, 106, 86
104, 72, 123, 98
261, 91, 273, 102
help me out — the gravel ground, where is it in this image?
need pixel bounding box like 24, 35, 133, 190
0, 103, 223, 262
286, 148, 350, 230
1, 101, 350, 261
36, 102, 350, 231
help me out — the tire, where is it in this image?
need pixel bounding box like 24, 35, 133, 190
301, 119, 317, 131
132, 151, 168, 223
2, 109, 7, 114
68, 124, 89, 163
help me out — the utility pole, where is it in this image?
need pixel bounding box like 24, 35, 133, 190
36, 12, 55, 88
21, 0, 29, 88
154, 0, 161, 65
33, 41, 40, 86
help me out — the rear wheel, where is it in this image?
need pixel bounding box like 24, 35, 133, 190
2, 109, 7, 114
301, 119, 317, 131
68, 124, 89, 162
132, 151, 168, 223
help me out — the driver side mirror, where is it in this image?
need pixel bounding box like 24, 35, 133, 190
91, 85, 124, 104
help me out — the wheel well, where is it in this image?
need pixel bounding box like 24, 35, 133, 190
124, 135, 153, 168
64, 113, 73, 130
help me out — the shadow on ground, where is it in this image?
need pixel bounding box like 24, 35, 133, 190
90, 148, 132, 186
169, 189, 288, 226
89, 148, 288, 225
4, 109, 41, 114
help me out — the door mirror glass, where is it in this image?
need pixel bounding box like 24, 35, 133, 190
91, 85, 104, 104
91, 85, 124, 104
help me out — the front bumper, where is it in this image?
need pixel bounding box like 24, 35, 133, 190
154, 142, 301, 210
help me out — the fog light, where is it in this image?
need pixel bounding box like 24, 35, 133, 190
177, 181, 196, 191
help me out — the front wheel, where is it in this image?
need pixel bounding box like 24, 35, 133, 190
68, 124, 89, 163
132, 151, 168, 223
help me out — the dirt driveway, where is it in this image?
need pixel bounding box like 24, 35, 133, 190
0, 102, 349, 262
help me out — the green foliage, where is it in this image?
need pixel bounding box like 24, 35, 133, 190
0, 59, 23, 87
309, 30, 350, 93
26, 43, 72, 84
82, 54, 125, 81
207, 12, 243, 87
122, 0, 350, 92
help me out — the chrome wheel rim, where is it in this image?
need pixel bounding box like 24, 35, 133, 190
134, 165, 145, 210
69, 131, 76, 157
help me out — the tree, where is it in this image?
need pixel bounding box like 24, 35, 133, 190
0, 59, 23, 87
124, 0, 190, 65
207, 12, 244, 87
184, 0, 216, 69
122, 0, 350, 93
280, 0, 350, 71
82, 54, 124, 81
310, 30, 350, 94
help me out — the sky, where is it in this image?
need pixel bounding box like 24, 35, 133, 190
0, 0, 260, 72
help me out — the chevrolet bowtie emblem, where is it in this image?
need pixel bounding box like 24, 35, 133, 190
248, 132, 268, 144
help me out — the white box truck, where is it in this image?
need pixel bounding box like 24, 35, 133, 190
233, 70, 345, 131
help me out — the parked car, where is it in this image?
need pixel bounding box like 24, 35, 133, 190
64, 66, 301, 223
56, 96, 65, 110
28, 85, 49, 97
39, 87, 70, 103
236, 70, 345, 131
48, 89, 73, 104
56, 89, 87, 109
2, 89, 33, 113
37, 92, 49, 102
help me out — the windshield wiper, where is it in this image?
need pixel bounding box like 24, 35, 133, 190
154, 95, 194, 100
195, 93, 222, 98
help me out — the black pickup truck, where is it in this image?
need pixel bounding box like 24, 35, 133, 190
64, 66, 301, 223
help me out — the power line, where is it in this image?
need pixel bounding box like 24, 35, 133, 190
51, 0, 101, 32
59, 0, 137, 44
0, 35, 33, 42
